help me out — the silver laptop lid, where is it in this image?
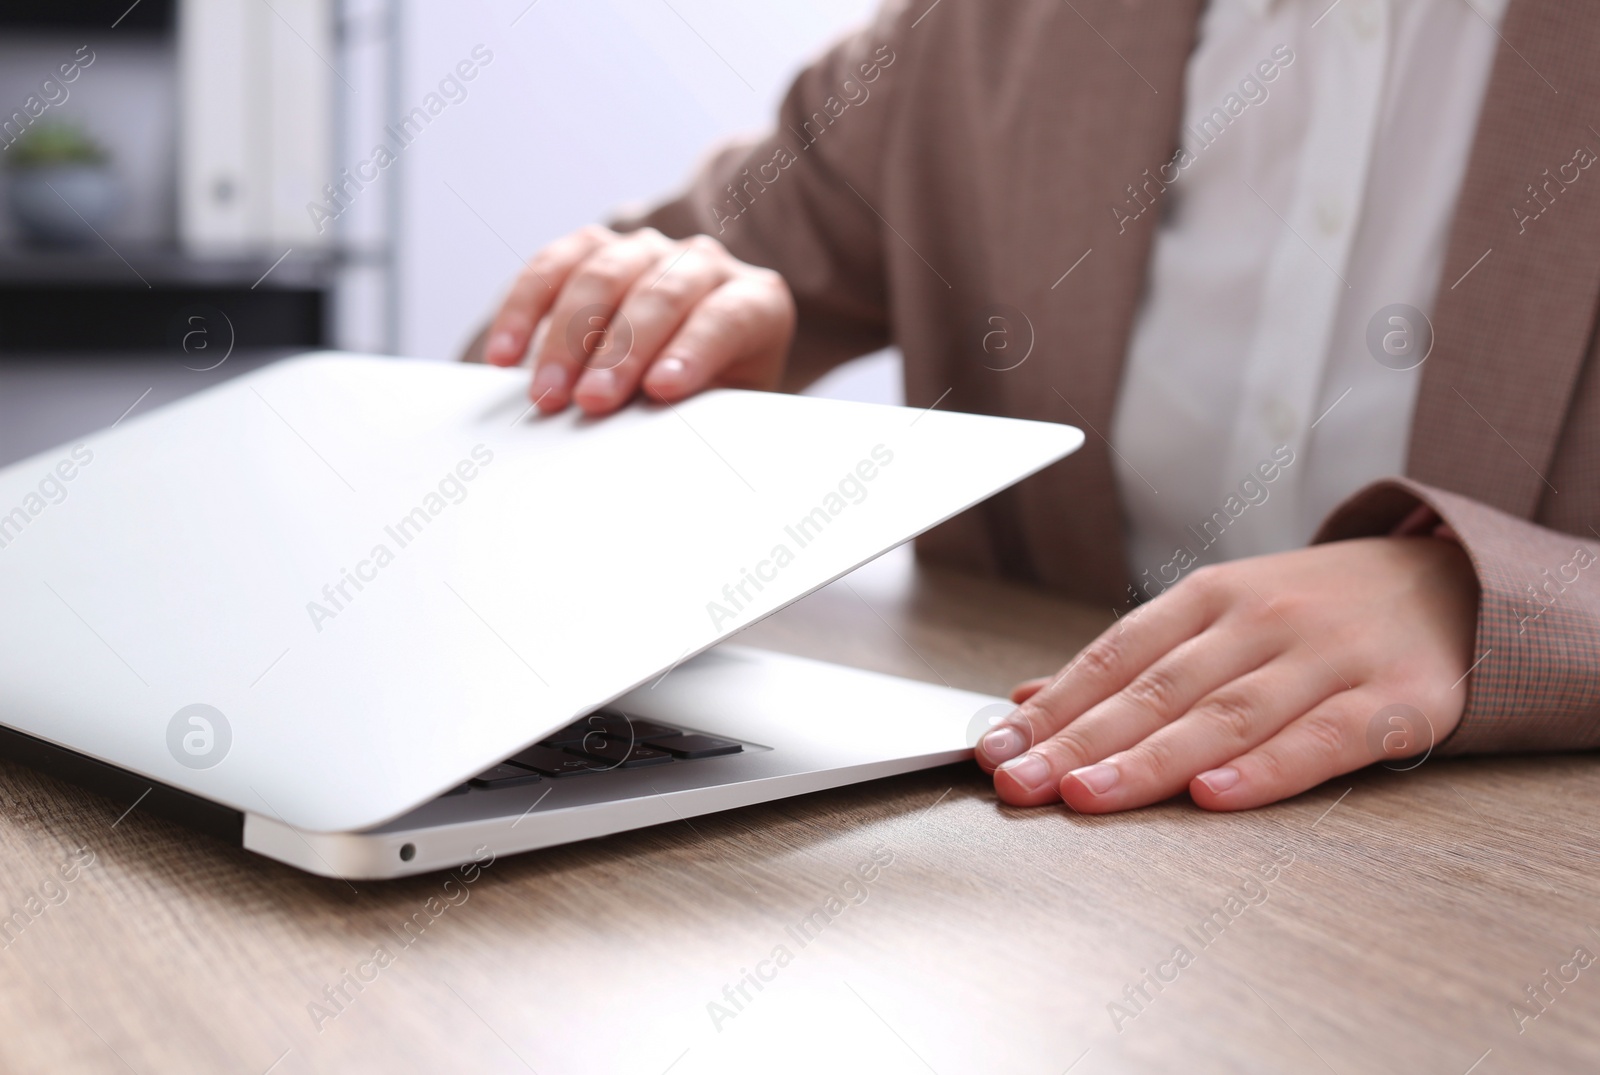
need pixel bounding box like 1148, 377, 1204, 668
0, 354, 1082, 832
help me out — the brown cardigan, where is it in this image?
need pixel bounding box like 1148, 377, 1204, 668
614, 0, 1600, 755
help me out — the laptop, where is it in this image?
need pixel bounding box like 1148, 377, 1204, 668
0, 353, 1082, 878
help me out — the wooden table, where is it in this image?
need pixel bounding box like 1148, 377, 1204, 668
0, 547, 1595, 1074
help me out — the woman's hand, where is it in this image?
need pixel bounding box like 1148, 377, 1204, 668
482, 225, 795, 416
977, 537, 1479, 812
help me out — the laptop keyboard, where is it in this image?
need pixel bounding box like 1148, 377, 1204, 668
448, 710, 743, 796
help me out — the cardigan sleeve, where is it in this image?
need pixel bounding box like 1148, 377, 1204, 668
1315, 477, 1600, 754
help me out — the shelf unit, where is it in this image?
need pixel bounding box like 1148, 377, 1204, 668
0, 0, 398, 355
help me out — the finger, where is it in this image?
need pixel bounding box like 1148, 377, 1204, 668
572, 243, 729, 415
977, 576, 1226, 774
986, 623, 1280, 803
484, 225, 611, 368
989, 678, 1048, 755
984, 623, 1278, 773
641, 272, 794, 401
1054, 654, 1351, 813
528, 230, 673, 411
1189, 687, 1393, 811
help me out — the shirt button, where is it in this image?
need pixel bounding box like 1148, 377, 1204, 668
1315, 195, 1345, 236
1262, 396, 1298, 443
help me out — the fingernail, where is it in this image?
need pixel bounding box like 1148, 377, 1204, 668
654, 356, 688, 385
979, 725, 1027, 764
997, 752, 1051, 793
532, 364, 568, 400
1067, 762, 1119, 795
577, 368, 617, 399
488, 332, 519, 363
1196, 766, 1240, 794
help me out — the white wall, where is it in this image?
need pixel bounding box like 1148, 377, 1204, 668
392, 0, 880, 362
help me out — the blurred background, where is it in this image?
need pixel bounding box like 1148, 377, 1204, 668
0, 0, 898, 466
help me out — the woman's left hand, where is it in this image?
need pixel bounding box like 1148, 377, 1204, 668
976, 537, 1479, 812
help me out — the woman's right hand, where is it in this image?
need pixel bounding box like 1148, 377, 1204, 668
482, 225, 796, 416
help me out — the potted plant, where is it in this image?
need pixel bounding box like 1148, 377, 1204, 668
5, 121, 120, 246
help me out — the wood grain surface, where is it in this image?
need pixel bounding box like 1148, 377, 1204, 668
0, 548, 1595, 1074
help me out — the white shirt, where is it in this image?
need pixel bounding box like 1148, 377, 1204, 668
1109, 0, 1508, 599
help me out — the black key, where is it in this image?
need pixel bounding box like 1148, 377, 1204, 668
540, 713, 684, 748
467, 764, 543, 790
645, 734, 743, 760
538, 711, 637, 747
565, 737, 674, 768
538, 718, 600, 747
608, 718, 687, 741
508, 745, 604, 777
443, 783, 471, 796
